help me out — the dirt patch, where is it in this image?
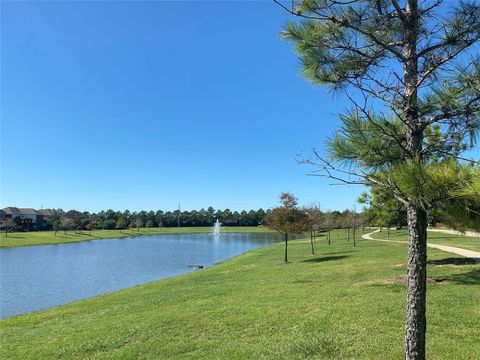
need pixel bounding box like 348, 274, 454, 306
382, 276, 448, 285
356, 276, 448, 286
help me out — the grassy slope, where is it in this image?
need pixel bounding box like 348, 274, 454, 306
371, 229, 480, 252
0, 226, 273, 248
1, 233, 479, 359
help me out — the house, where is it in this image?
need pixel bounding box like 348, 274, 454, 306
1, 207, 53, 229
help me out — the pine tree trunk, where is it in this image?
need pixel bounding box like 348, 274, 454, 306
405, 205, 428, 360
403, 2, 426, 359
284, 233, 288, 263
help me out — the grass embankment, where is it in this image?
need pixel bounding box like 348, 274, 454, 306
371, 229, 480, 252
1, 232, 479, 359
0, 226, 274, 248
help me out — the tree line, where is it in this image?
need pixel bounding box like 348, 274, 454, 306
1, 204, 372, 235
48, 207, 269, 233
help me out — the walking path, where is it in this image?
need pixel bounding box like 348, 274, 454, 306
427, 228, 480, 238
362, 230, 480, 260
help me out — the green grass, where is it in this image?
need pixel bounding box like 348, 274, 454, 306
0, 226, 274, 248
371, 229, 480, 252
1, 232, 479, 359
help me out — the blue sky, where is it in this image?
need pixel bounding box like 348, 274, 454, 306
1, 1, 365, 213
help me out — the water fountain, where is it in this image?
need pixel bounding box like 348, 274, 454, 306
212, 219, 222, 236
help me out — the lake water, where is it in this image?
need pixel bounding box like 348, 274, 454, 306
0, 232, 280, 318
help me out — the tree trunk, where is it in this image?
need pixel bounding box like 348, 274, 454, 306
405, 206, 428, 360
328, 230, 331, 245
310, 231, 315, 255
284, 233, 288, 263
403, 2, 426, 359
347, 228, 350, 242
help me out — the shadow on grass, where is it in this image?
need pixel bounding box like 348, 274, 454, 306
322, 250, 357, 255
448, 269, 480, 285
428, 258, 480, 266
302, 255, 349, 263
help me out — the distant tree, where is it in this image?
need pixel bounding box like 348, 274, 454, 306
129, 221, 137, 231
1, 218, 17, 236
50, 209, 63, 235
304, 206, 323, 255
102, 219, 115, 230
265, 192, 309, 262
61, 218, 76, 234
359, 187, 408, 236
116, 217, 126, 230
135, 217, 144, 232
85, 222, 95, 235
146, 219, 154, 229
322, 212, 334, 245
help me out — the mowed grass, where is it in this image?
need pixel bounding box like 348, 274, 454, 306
371, 229, 480, 252
0, 226, 274, 248
1, 232, 479, 359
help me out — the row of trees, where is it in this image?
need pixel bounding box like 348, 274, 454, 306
265, 193, 364, 262
1, 204, 371, 236
45, 207, 269, 233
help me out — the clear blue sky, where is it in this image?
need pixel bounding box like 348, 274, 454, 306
1, 0, 365, 213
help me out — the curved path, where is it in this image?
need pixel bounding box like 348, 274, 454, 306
362, 230, 480, 260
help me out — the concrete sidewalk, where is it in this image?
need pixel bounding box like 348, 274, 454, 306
362, 230, 480, 261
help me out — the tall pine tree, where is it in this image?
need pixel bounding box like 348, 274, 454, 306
278, 1, 480, 359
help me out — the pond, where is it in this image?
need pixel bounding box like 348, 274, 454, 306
0, 232, 280, 318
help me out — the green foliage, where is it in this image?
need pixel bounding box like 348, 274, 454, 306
265, 193, 309, 236
328, 112, 405, 169
281, 1, 480, 233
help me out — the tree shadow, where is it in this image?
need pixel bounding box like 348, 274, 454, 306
322, 250, 357, 255
302, 255, 349, 263
428, 258, 480, 266
448, 269, 480, 285
3, 235, 26, 239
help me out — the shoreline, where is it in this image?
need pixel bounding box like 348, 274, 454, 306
0, 226, 274, 248
1, 235, 280, 319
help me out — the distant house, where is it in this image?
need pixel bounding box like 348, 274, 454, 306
1, 207, 53, 230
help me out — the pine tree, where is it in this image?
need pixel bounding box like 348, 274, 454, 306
279, 1, 480, 358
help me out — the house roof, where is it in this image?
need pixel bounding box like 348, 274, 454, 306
1, 207, 53, 216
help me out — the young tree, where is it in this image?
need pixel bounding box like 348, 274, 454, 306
116, 217, 126, 230
50, 209, 63, 236
322, 211, 334, 245
85, 222, 95, 235
304, 205, 323, 255
265, 192, 309, 262
1, 218, 17, 236
61, 218, 76, 234
129, 221, 137, 231
279, 1, 480, 358
135, 217, 144, 232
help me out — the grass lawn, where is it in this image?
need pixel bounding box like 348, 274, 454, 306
1, 232, 479, 359
0, 226, 274, 248
371, 229, 480, 252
